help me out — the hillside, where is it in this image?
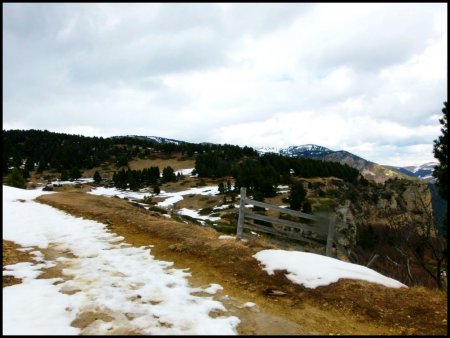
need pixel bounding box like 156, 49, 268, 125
3, 130, 446, 289
257, 144, 414, 183
3, 129, 428, 185
3, 184, 447, 334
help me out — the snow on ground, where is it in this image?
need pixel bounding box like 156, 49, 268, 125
3, 185, 239, 335
87, 186, 152, 200
253, 250, 406, 289
218, 235, 235, 240
201, 284, 224, 295
156, 185, 220, 208
157, 194, 184, 207
51, 178, 94, 185
88, 185, 219, 209
241, 302, 256, 308
175, 168, 195, 176
214, 204, 240, 210
177, 208, 221, 222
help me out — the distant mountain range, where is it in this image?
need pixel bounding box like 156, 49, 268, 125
120, 136, 437, 183
384, 162, 437, 182
257, 144, 437, 183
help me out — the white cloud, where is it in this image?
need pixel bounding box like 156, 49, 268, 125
3, 3, 447, 166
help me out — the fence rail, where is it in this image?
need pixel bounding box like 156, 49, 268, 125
236, 187, 337, 257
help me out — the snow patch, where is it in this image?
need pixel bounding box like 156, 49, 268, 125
3, 185, 240, 335
218, 235, 235, 240
241, 302, 256, 308
253, 250, 406, 289
177, 208, 221, 222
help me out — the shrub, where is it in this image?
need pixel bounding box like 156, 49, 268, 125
148, 206, 168, 214
199, 207, 214, 215
6, 168, 26, 189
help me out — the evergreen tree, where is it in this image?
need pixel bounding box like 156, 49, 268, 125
61, 170, 69, 181
252, 191, 266, 212
22, 169, 30, 179
37, 158, 47, 173
6, 167, 26, 189
116, 154, 128, 167
289, 181, 307, 211
433, 102, 448, 200
162, 166, 176, 183
24, 158, 35, 172
93, 170, 102, 184
153, 185, 160, 195
127, 169, 140, 191
70, 168, 82, 181
218, 182, 225, 194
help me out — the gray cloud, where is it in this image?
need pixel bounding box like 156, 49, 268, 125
3, 3, 447, 166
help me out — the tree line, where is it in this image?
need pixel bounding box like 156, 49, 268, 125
3, 129, 258, 177
197, 151, 363, 198
112, 166, 178, 191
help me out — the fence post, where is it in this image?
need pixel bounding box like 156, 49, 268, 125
325, 213, 336, 257
236, 187, 246, 239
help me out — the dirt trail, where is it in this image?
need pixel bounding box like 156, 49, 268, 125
18, 190, 447, 335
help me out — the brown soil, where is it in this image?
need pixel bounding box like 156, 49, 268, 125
28, 191, 448, 335
2, 240, 35, 287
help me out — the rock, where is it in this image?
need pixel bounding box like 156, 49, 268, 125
264, 288, 287, 296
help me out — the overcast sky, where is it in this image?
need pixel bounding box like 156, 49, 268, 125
3, 3, 447, 166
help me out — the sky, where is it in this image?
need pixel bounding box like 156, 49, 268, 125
3, 3, 447, 166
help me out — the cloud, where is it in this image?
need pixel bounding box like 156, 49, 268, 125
3, 3, 447, 166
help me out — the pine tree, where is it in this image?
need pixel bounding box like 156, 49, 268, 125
70, 168, 82, 181
433, 102, 448, 200
6, 167, 26, 189
22, 169, 30, 179
93, 170, 102, 184
61, 170, 69, 181
162, 166, 176, 183
218, 182, 225, 194
289, 181, 307, 211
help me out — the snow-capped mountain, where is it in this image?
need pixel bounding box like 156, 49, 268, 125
257, 144, 368, 167
258, 144, 333, 157
393, 162, 438, 182
119, 135, 187, 145
257, 144, 412, 182
257, 146, 283, 155
280, 144, 334, 157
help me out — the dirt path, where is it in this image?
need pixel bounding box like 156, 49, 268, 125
27, 191, 448, 335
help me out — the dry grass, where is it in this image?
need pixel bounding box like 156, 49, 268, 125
173, 194, 222, 210
128, 155, 195, 172
35, 191, 448, 335
306, 280, 448, 335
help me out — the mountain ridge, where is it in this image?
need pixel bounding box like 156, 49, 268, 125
256, 143, 434, 183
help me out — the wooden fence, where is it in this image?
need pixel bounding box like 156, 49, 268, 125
236, 187, 338, 257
